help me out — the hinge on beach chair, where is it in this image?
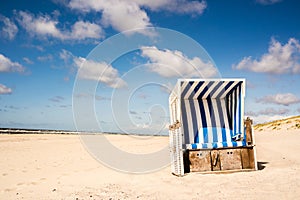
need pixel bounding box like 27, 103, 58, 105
169, 120, 181, 131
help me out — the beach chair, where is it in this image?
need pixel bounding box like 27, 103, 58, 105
169, 79, 257, 176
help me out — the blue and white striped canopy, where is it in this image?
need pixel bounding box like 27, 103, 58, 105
171, 79, 246, 149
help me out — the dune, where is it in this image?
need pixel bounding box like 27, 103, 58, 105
254, 115, 300, 132
0, 118, 300, 199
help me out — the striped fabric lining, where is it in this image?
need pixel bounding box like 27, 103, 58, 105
184, 140, 246, 150
179, 80, 245, 149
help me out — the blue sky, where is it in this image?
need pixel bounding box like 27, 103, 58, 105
1, 0, 300, 133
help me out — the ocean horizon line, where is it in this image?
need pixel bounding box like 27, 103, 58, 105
0, 127, 168, 137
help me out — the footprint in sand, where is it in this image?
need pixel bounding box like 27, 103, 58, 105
4, 188, 16, 192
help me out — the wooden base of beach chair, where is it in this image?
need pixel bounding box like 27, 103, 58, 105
188, 147, 256, 173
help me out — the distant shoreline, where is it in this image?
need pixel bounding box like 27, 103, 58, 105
0, 128, 168, 137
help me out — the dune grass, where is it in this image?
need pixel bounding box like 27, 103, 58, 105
254, 115, 300, 130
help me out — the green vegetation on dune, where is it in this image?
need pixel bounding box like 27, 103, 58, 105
254, 115, 300, 130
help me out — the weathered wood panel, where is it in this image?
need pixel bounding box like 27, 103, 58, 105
247, 148, 255, 169
241, 148, 250, 169
240, 148, 256, 169
219, 149, 242, 170
189, 150, 211, 172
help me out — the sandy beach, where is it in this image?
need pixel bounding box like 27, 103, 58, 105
0, 129, 299, 199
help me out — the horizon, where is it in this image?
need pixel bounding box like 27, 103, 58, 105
1, 0, 300, 134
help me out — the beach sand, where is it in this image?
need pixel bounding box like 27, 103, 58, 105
0, 130, 299, 199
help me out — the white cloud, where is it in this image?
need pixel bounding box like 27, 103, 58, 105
59, 49, 80, 75
0, 53, 25, 73
256, 0, 282, 5
136, 0, 207, 15
68, 0, 207, 34
131, 0, 170, 10
59, 49, 126, 88
22, 44, 44, 51
95, 95, 111, 101
256, 93, 300, 106
60, 49, 73, 63
49, 96, 64, 103
74, 93, 111, 101
0, 84, 12, 95
130, 110, 138, 115
69, 0, 207, 15
258, 108, 289, 115
17, 11, 61, 38
23, 57, 33, 64
245, 109, 291, 125
101, 1, 151, 35
16, 11, 104, 41
37, 54, 53, 61
140, 46, 218, 78
245, 111, 258, 117
68, 0, 103, 12
233, 38, 300, 74
71, 20, 104, 40
69, 0, 151, 35
0, 15, 18, 40
74, 56, 127, 88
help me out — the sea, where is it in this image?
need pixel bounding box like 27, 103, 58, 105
0, 128, 168, 136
